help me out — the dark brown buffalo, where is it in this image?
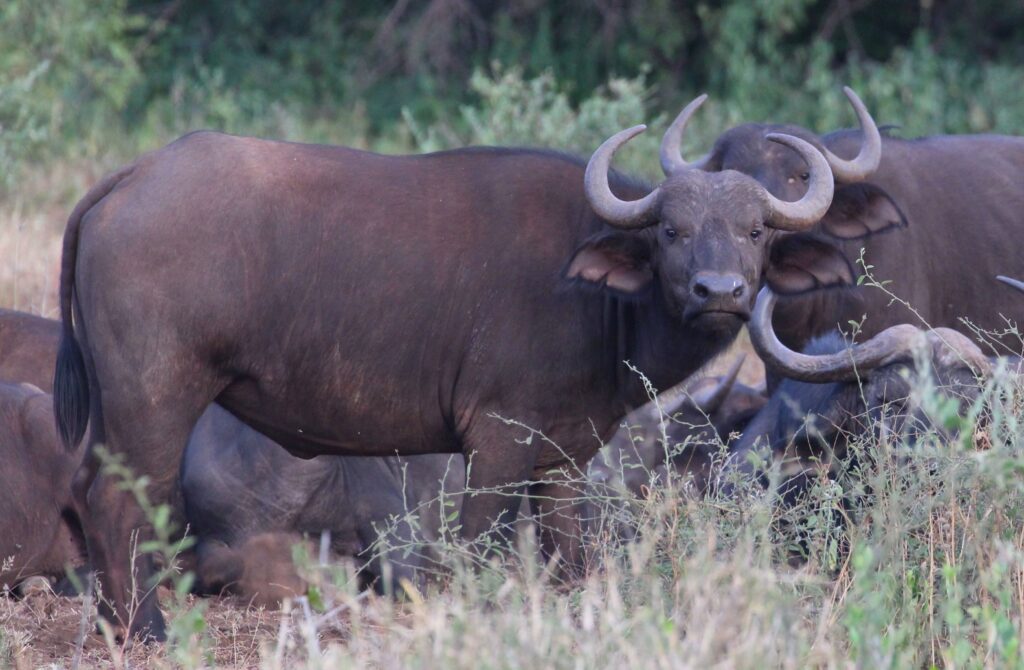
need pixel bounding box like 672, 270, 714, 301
0, 309, 63, 386
0, 310, 466, 602
589, 356, 765, 497
0, 382, 85, 592
54, 123, 852, 639
668, 87, 1024, 352
722, 286, 992, 490
0, 311, 85, 591
183, 405, 465, 601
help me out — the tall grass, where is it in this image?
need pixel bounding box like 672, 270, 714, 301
11, 355, 1013, 668
204, 358, 1023, 669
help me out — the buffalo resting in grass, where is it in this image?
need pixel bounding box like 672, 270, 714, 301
589, 355, 765, 498
0, 311, 85, 592
722, 286, 993, 492
183, 405, 465, 603
667, 87, 1024, 354
0, 382, 85, 593
55, 114, 863, 639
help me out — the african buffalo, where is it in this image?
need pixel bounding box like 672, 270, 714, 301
55, 120, 851, 639
0, 309, 468, 603
0, 379, 84, 592
0, 382, 86, 592
590, 355, 765, 497
723, 286, 992, 488
0, 309, 64, 388
183, 405, 465, 601
667, 87, 1024, 352
0, 310, 86, 592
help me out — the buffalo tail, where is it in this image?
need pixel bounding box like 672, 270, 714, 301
53, 165, 135, 449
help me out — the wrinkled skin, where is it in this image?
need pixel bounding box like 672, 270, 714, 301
703, 123, 1024, 351
0, 312, 86, 592
54, 135, 854, 640
183, 405, 465, 601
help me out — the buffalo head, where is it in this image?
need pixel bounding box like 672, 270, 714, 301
727, 285, 990, 483
568, 106, 855, 339
591, 355, 765, 497
665, 87, 906, 244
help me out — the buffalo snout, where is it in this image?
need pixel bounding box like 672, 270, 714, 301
688, 271, 749, 317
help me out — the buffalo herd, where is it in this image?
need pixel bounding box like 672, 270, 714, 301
0, 87, 1020, 642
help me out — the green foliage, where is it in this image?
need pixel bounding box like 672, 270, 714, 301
0, 62, 50, 189
5, 0, 1024, 194
0, 0, 141, 133
405, 66, 663, 177
97, 446, 210, 667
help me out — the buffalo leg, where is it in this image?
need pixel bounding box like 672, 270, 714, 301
459, 417, 540, 564
528, 477, 586, 580
75, 381, 216, 642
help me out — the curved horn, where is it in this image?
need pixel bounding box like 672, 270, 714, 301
927, 328, 991, 376
659, 94, 713, 176
997, 275, 1024, 294
690, 355, 746, 414
760, 134, 836, 231
584, 125, 661, 229
821, 87, 882, 183
749, 286, 922, 382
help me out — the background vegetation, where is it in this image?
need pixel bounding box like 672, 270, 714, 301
3, 1, 1024, 667
5, 0, 1024, 190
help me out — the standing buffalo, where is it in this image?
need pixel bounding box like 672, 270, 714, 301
0, 309, 467, 604
55, 120, 853, 640
668, 87, 1024, 352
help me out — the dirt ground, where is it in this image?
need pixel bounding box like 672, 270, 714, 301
0, 586, 344, 668
2, 590, 257, 667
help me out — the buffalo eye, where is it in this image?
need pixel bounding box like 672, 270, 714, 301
750, 228, 762, 241
800, 172, 810, 183
664, 227, 678, 241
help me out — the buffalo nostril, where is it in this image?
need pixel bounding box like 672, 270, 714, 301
694, 284, 709, 299
732, 285, 745, 298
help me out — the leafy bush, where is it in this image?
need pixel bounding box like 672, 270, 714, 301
404, 66, 664, 177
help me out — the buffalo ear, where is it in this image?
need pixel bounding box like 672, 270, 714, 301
819, 183, 907, 240
564, 233, 653, 294
765, 234, 856, 295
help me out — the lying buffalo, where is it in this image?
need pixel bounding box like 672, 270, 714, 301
183, 405, 465, 602
723, 286, 992, 488
667, 87, 1024, 352
590, 355, 765, 497
55, 118, 857, 639
0, 311, 85, 591
0, 382, 86, 592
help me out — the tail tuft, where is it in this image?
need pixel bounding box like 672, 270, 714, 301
54, 328, 89, 450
